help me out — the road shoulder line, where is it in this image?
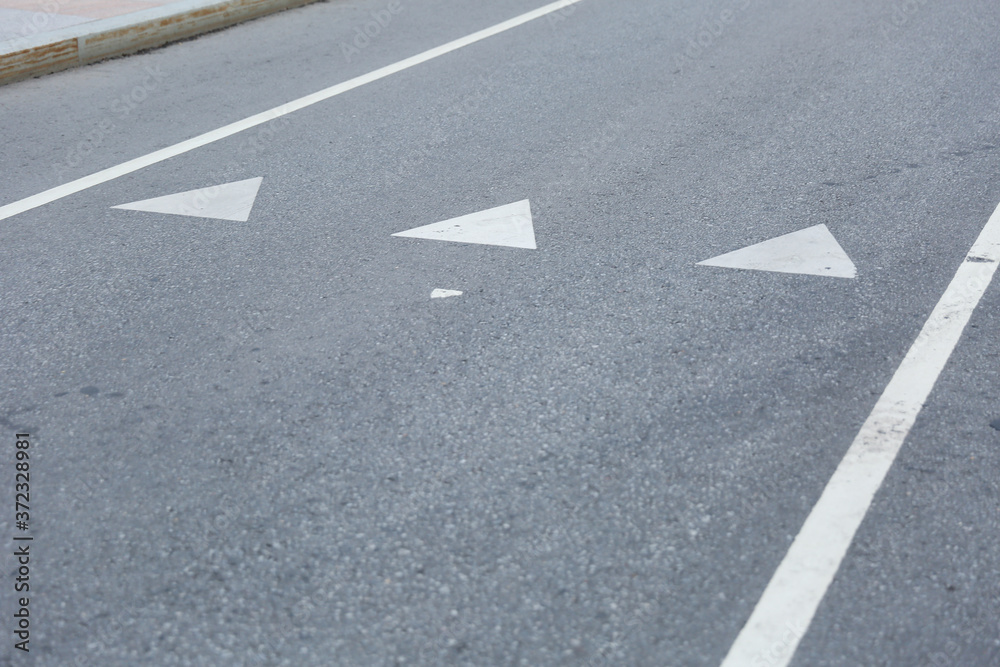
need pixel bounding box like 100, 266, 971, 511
721, 201, 1000, 666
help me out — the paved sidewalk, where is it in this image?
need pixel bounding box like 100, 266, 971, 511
0, 0, 320, 85
0, 0, 175, 48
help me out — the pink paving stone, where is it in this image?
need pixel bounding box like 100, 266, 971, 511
0, 0, 174, 19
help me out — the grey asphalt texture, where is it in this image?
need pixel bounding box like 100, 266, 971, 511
1, 0, 1000, 665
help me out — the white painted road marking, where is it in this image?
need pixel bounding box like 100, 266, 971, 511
112, 177, 262, 221
0, 0, 586, 224
720, 201, 1000, 667
431, 289, 463, 299
698, 224, 857, 279
393, 200, 536, 249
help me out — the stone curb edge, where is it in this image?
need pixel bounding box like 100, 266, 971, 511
0, 0, 322, 85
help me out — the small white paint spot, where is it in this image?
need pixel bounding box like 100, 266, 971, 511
431, 289, 463, 299
112, 177, 263, 222
393, 200, 536, 249
698, 224, 856, 278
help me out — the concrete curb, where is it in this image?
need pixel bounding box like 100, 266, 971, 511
0, 0, 322, 86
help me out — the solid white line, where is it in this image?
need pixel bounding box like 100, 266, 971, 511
721, 201, 1000, 667
0, 0, 585, 223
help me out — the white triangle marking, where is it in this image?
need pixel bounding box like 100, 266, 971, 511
112, 177, 263, 222
392, 199, 536, 249
698, 224, 856, 279
431, 289, 463, 299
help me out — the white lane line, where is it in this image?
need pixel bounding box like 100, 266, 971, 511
0, 0, 586, 224
721, 201, 1000, 667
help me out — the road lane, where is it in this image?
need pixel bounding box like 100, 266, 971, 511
1, 0, 998, 665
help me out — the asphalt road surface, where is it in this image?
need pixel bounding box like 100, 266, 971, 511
2, 0, 999, 665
